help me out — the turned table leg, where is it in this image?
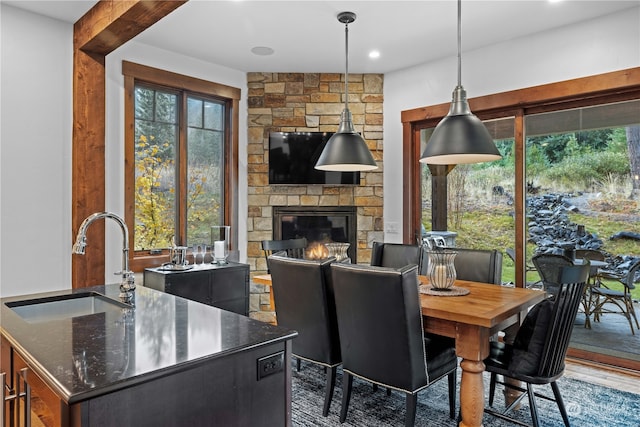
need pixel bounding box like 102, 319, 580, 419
459, 358, 486, 427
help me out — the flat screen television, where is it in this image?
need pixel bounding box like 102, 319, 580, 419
268, 132, 361, 185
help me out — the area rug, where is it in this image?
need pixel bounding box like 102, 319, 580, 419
291, 362, 640, 426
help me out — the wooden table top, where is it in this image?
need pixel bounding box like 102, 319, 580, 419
418, 276, 546, 330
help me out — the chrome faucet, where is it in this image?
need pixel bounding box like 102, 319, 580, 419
72, 212, 135, 303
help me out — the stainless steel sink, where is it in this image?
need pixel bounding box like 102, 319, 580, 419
6, 292, 131, 323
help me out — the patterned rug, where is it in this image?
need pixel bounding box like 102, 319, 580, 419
291, 362, 640, 426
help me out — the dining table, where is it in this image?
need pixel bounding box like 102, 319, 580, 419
252, 272, 546, 427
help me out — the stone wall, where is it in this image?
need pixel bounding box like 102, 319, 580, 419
246, 72, 384, 323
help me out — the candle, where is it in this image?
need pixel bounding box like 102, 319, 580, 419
214, 240, 225, 259
433, 264, 448, 289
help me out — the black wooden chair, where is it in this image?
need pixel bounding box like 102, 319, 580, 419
330, 263, 457, 426
483, 262, 590, 427
590, 259, 640, 335
261, 237, 307, 273
268, 255, 341, 416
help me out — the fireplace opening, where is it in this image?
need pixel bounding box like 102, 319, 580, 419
273, 206, 357, 262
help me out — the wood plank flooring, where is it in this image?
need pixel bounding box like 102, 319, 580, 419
565, 357, 640, 394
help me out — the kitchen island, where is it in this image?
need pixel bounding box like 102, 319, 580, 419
1, 284, 297, 426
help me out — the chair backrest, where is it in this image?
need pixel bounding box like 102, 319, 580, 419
509, 262, 589, 379
370, 241, 422, 271
575, 249, 605, 262
261, 238, 307, 272
330, 263, 428, 392
622, 259, 640, 291
268, 255, 341, 366
531, 253, 574, 293
451, 248, 503, 285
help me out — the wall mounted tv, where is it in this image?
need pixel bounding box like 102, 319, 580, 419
268, 132, 361, 185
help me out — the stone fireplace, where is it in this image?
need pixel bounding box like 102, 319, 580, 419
273, 206, 357, 262
246, 71, 384, 323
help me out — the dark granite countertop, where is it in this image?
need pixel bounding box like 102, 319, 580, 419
0, 284, 296, 404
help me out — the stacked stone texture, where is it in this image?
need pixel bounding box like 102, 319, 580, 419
246, 72, 384, 323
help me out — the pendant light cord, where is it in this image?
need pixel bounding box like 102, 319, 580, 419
344, 21, 350, 111
457, 0, 462, 88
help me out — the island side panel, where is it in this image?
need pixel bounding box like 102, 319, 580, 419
78, 340, 291, 426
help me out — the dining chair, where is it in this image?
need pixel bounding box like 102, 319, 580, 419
369, 241, 423, 271
268, 255, 342, 416
590, 259, 640, 335
483, 262, 590, 427
261, 237, 307, 273
451, 247, 503, 285
330, 263, 457, 426
531, 253, 574, 296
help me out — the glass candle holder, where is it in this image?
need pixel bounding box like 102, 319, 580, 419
324, 242, 351, 263
427, 249, 457, 290
211, 226, 230, 265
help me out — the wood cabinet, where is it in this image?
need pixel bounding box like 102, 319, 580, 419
143, 262, 250, 315
2, 336, 68, 427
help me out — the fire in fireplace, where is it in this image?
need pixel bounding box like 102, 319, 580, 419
273, 206, 357, 262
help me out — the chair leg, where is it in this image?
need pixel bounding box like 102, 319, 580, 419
340, 372, 353, 423
387, 387, 392, 396
551, 381, 570, 427
448, 370, 456, 419
405, 392, 417, 427
526, 382, 540, 427
296, 358, 301, 372
372, 383, 379, 392
488, 373, 497, 406
323, 366, 337, 417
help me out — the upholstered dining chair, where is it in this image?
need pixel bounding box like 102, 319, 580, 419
369, 241, 423, 271
261, 237, 307, 273
483, 262, 590, 427
330, 263, 457, 426
452, 247, 503, 285
590, 258, 640, 335
268, 255, 341, 417
531, 253, 574, 296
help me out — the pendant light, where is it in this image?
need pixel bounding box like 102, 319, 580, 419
315, 11, 378, 172
419, 0, 501, 165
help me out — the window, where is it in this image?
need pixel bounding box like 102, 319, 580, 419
123, 61, 240, 270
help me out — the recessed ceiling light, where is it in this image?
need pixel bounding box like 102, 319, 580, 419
369, 50, 380, 59
251, 46, 275, 56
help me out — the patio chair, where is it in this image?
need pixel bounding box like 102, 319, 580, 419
484, 262, 590, 427
590, 259, 640, 335
506, 247, 542, 289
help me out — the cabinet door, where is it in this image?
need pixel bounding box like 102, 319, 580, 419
165, 270, 211, 305
12, 350, 68, 427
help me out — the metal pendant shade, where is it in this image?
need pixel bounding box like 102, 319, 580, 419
419, 0, 501, 165
315, 12, 377, 172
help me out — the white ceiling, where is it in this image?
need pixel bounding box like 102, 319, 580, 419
5, 0, 639, 74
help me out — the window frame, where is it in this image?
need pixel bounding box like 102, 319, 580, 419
123, 61, 241, 271
402, 67, 640, 289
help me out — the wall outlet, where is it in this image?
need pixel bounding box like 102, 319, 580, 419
386, 221, 399, 234
257, 351, 284, 380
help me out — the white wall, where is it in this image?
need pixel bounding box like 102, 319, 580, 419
1, 4, 72, 297
383, 7, 640, 243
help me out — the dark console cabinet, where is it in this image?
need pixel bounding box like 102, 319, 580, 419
144, 262, 250, 315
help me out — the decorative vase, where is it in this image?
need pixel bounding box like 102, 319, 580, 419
324, 242, 351, 263
427, 249, 457, 290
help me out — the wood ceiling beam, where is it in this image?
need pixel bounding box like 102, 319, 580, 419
72, 1, 187, 288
